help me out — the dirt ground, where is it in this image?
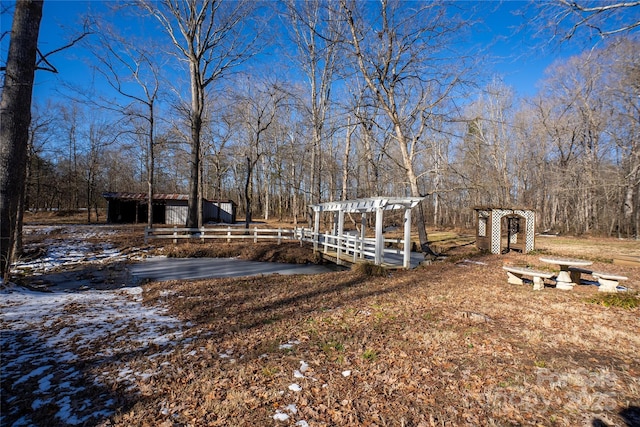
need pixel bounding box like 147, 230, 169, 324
3, 218, 640, 426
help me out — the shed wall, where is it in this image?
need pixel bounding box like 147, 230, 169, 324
166, 202, 188, 225
203, 201, 236, 223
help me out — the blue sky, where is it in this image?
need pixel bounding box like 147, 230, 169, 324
1, 0, 587, 104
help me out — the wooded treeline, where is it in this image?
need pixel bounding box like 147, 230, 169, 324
10, 1, 640, 237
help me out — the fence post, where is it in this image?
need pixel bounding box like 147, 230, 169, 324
173, 226, 177, 244
227, 226, 231, 243
353, 235, 358, 263
200, 226, 205, 243
277, 228, 282, 245
254, 227, 258, 243
324, 229, 328, 254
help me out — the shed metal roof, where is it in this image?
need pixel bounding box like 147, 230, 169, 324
102, 192, 236, 204
103, 192, 188, 201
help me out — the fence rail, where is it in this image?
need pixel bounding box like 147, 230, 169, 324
144, 226, 414, 268
145, 226, 316, 244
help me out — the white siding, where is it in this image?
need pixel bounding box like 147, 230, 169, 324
165, 203, 188, 225
203, 201, 235, 223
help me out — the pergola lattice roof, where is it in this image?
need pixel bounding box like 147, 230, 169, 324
310, 197, 424, 213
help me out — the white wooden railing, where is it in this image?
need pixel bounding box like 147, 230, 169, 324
144, 226, 413, 268
145, 226, 315, 245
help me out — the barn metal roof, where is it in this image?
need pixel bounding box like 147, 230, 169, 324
102, 192, 236, 204
103, 192, 189, 201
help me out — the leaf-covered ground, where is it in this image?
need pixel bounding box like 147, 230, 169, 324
131, 254, 640, 426
2, 225, 640, 426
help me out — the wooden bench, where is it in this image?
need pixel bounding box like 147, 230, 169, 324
503, 266, 554, 291
567, 266, 628, 292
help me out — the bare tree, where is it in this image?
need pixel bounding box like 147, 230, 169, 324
339, 0, 468, 254
202, 98, 235, 203
57, 102, 83, 211
529, 41, 637, 236
600, 39, 640, 237
555, 0, 640, 39
347, 81, 390, 198
81, 120, 118, 223
16, 102, 55, 254
285, 0, 341, 207
138, 0, 258, 228
89, 24, 162, 228
0, 0, 43, 280
459, 81, 516, 207
232, 81, 286, 228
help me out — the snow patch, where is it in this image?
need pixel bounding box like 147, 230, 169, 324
288, 383, 302, 392
279, 339, 300, 350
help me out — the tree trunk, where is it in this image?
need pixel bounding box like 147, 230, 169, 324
147, 105, 155, 228
187, 61, 203, 228
342, 117, 353, 201
0, 0, 44, 280
393, 125, 434, 256
244, 156, 253, 229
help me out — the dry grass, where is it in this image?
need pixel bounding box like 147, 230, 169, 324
5, 221, 640, 426
535, 234, 640, 260
163, 241, 323, 265
120, 251, 640, 426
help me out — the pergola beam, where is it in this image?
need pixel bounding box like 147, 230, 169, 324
310, 196, 424, 268
311, 197, 424, 213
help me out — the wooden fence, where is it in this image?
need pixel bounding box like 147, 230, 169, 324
144, 226, 415, 268
145, 226, 313, 244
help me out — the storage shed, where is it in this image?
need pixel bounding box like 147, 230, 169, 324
103, 192, 236, 225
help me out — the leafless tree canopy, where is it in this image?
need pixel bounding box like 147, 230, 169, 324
4, 0, 640, 262
554, 0, 640, 40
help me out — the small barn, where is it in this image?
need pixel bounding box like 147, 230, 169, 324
103, 192, 236, 225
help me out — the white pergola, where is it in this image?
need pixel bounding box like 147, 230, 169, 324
309, 197, 424, 268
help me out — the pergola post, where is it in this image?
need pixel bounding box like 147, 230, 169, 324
336, 209, 345, 265
313, 208, 320, 252
375, 206, 384, 265
360, 213, 366, 259
403, 207, 412, 269
309, 197, 424, 268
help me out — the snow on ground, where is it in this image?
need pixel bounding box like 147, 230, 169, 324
1, 225, 182, 426
1, 225, 330, 426
1, 285, 184, 426
11, 226, 143, 275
